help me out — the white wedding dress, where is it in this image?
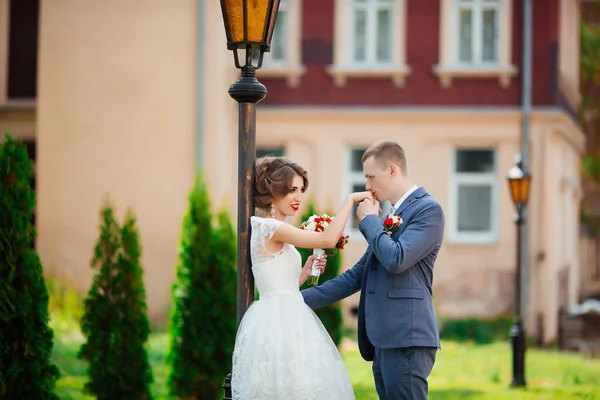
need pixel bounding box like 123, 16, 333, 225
231, 216, 355, 400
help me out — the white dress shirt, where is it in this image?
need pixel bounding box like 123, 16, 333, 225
388, 185, 419, 217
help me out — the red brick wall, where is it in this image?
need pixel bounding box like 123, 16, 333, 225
260, 0, 562, 107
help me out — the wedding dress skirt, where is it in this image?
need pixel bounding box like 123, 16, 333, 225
231, 216, 355, 400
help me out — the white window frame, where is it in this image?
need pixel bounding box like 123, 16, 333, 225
328, 0, 410, 88
449, 148, 499, 244
344, 148, 392, 240
345, 149, 367, 239
433, 0, 517, 88
258, 0, 305, 88
347, 0, 394, 66
453, 0, 500, 66
262, 0, 290, 68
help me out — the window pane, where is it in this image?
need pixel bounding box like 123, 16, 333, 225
257, 147, 284, 158
376, 9, 392, 62
351, 149, 367, 172
482, 8, 498, 62
455, 149, 495, 173
457, 184, 492, 232
351, 183, 366, 230
250, 49, 261, 65
353, 10, 367, 61
270, 10, 287, 61
458, 8, 473, 63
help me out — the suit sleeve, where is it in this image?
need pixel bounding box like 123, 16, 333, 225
358, 202, 444, 275
301, 250, 368, 310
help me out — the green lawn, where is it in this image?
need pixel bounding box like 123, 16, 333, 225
52, 330, 600, 400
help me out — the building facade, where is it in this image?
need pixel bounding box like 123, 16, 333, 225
0, 0, 586, 344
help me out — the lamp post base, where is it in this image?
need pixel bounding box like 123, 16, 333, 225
509, 317, 527, 387
222, 373, 232, 400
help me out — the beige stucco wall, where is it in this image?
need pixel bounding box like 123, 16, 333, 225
254, 108, 585, 343
32, 1, 586, 345
528, 116, 585, 343
36, 0, 199, 323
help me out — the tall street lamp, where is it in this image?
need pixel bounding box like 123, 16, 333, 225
219, 1, 281, 398
507, 155, 531, 388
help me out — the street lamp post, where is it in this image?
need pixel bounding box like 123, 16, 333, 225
507, 156, 531, 388
219, 1, 281, 399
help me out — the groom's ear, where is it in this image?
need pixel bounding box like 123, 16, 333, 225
389, 163, 399, 176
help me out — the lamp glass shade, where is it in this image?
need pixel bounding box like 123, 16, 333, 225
508, 175, 531, 206
221, 0, 280, 50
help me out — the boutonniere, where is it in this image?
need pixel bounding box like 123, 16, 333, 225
383, 215, 403, 236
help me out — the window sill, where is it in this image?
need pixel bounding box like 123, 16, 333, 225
447, 233, 498, 246
257, 64, 306, 88
0, 99, 36, 112
327, 64, 412, 88
432, 64, 518, 88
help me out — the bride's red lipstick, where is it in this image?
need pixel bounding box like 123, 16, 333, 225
291, 204, 299, 211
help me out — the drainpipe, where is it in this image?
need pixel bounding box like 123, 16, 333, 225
520, 0, 532, 325
196, 0, 206, 169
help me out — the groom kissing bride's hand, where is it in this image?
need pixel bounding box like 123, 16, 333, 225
356, 196, 380, 221
302, 139, 445, 400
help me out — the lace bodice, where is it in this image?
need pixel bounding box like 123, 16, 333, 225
250, 216, 286, 265
250, 216, 302, 298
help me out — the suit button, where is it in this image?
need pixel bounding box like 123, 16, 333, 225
368, 291, 374, 294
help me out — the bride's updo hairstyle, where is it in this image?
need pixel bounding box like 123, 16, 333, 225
254, 156, 309, 209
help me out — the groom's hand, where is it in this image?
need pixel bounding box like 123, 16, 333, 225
357, 199, 380, 221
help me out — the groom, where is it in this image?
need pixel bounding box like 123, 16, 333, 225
301, 139, 444, 399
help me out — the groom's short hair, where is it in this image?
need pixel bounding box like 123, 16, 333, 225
362, 140, 408, 174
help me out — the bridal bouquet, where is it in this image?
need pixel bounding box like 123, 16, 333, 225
299, 213, 350, 287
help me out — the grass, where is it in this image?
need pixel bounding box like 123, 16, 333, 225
346, 340, 600, 399
52, 328, 600, 400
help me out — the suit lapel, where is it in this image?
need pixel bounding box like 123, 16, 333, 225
364, 188, 428, 274
394, 187, 427, 218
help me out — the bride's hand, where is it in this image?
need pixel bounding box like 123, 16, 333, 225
302, 254, 327, 278
350, 191, 375, 204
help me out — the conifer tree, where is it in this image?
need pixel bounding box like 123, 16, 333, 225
0, 133, 59, 399
167, 175, 237, 399
78, 202, 153, 399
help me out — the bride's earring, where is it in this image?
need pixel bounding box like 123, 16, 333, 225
270, 204, 276, 218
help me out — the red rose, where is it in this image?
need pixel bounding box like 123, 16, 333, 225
314, 217, 322, 223
384, 218, 393, 227
326, 218, 332, 223
315, 225, 324, 232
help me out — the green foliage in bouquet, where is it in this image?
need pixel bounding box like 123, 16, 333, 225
166, 174, 237, 399
297, 203, 344, 348
78, 202, 153, 399
0, 133, 60, 399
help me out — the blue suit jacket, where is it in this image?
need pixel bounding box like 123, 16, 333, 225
302, 187, 444, 361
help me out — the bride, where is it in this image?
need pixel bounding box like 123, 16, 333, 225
231, 156, 374, 400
